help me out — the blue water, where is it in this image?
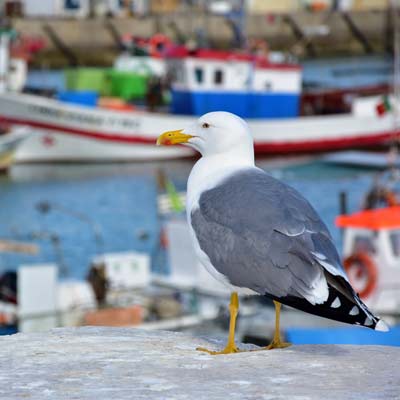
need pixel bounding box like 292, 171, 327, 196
286, 325, 400, 346
0, 164, 161, 279
0, 159, 377, 280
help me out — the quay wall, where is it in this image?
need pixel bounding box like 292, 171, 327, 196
0, 327, 399, 399
13, 11, 389, 66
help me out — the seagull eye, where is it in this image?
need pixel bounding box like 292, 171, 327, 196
202, 123, 210, 129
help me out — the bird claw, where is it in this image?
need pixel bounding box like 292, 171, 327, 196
196, 345, 241, 355
263, 340, 292, 350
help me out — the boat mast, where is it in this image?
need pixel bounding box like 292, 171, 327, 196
389, 0, 400, 172
393, 0, 400, 127
0, 30, 10, 94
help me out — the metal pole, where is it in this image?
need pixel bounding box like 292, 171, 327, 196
339, 191, 347, 240
0, 33, 9, 94
393, 0, 400, 131
339, 191, 348, 216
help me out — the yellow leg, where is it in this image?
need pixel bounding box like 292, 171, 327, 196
264, 300, 291, 350
197, 292, 240, 355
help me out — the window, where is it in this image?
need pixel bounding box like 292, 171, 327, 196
64, 0, 80, 10
265, 81, 272, 90
390, 230, 400, 257
194, 68, 203, 84
214, 69, 223, 85
352, 235, 376, 254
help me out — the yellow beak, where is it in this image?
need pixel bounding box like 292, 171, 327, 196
156, 129, 193, 146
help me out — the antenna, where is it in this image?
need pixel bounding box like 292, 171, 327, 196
0, 33, 10, 94
394, 0, 400, 128
390, 0, 400, 171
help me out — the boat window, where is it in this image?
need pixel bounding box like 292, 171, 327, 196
194, 68, 203, 84
265, 81, 272, 90
214, 69, 223, 85
352, 235, 376, 254
389, 230, 400, 257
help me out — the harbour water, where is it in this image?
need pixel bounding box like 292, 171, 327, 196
0, 157, 377, 280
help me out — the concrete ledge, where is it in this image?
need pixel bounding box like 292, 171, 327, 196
0, 327, 399, 399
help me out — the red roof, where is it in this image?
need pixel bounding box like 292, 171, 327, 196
165, 47, 301, 71
336, 207, 400, 230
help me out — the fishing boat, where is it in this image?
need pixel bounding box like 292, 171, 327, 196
0, 32, 398, 162
336, 190, 400, 317
0, 126, 29, 171
0, 90, 396, 163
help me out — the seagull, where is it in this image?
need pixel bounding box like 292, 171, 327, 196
156, 111, 388, 355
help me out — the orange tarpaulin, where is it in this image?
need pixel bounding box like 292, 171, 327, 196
83, 306, 143, 327
336, 207, 400, 230
0, 240, 38, 254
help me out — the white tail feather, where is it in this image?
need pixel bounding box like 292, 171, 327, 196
375, 320, 390, 332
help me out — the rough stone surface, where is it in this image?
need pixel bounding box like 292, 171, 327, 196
0, 327, 399, 399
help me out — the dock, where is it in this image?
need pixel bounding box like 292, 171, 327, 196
13, 10, 389, 67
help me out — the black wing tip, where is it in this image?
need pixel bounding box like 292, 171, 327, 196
374, 319, 390, 332
268, 287, 388, 331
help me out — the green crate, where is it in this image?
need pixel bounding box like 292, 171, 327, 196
107, 71, 149, 101
64, 68, 111, 96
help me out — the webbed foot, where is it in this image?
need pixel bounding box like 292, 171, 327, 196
264, 340, 291, 350
196, 344, 241, 355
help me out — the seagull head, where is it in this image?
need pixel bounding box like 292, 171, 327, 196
156, 111, 254, 159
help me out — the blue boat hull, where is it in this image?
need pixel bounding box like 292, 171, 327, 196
0, 325, 17, 336
171, 90, 300, 118
286, 325, 400, 346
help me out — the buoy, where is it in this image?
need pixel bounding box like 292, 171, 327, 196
149, 34, 172, 58
343, 252, 378, 299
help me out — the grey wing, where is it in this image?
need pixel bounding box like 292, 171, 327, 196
190, 168, 346, 303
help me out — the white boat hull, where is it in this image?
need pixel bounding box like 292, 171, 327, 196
0, 92, 395, 162
0, 126, 30, 169
14, 128, 191, 162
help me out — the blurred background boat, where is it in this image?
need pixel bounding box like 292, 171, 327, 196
1, 90, 397, 162
0, 28, 398, 162
0, 126, 29, 172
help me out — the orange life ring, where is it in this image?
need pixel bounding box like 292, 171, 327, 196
343, 252, 378, 299
149, 34, 172, 58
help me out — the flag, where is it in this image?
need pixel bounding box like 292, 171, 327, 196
376, 95, 391, 117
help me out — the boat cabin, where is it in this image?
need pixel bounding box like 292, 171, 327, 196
336, 207, 400, 314
168, 50, 301, 119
